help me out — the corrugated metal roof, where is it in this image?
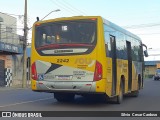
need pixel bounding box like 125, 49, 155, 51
145, 61, 160, 66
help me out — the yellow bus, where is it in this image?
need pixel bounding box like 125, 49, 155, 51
31, 16, 148, 103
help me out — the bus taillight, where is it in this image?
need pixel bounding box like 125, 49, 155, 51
31, 62, 38, 80
94, 61, 102, 81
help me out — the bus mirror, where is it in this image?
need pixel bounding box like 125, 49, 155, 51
142, 44, 148, 57
144, 50, 148, 57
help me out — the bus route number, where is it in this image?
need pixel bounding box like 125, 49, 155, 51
57, 59, 69, 63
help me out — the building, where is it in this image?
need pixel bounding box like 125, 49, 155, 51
144, 61, 160, 78
0, 12, 23, 87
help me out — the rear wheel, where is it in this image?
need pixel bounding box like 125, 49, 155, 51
129, 90, 139, 97
129, 81, 140, 97
116, 83, 123, 104
54, 93, 75, 102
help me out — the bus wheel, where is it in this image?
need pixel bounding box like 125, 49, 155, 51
116, 83, 123, 104
54, 93, 75, 102
130, 90, 139, 97
129, 82, 139, 97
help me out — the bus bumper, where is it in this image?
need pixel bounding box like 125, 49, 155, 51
32, 80, 97, 93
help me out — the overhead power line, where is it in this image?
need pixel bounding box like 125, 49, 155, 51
61, 0, 87, 15
50, 0, 87, 16
50, 0, 75, 15
55, 0, 81, 15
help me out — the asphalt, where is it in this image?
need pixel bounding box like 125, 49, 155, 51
0, 86, 30, 91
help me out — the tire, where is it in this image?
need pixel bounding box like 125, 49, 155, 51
130, 90, 139, 97
116, 83, 123, 104
54, 93, 75, 102
129, 81, 139, 97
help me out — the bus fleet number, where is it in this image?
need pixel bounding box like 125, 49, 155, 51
57, 59, 69, 63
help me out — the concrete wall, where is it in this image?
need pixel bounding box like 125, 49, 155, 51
0, 12, 19, 45
0, 55, 12, 68
12, 54, 23, 86
0, 55, 13, 87
0, 54, 30, 87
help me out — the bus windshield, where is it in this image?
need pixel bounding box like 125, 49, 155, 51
35, 19, 97, 55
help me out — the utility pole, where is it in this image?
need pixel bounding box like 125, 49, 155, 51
22, 0, 27, 88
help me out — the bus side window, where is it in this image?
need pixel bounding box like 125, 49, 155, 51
104, 24, 112, 57
104, 31, 111, 57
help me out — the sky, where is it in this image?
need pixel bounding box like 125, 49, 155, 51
0, 0, 160, 61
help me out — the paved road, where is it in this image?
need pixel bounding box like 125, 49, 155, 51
0, 78, 160, 120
